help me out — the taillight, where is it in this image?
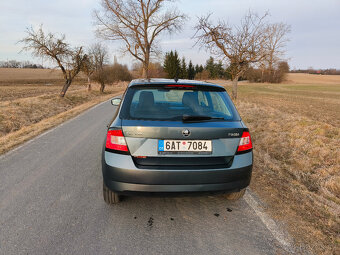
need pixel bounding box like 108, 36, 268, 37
165, 84, 195, 88
105, 129, 128, 152
237, 131, 252, 153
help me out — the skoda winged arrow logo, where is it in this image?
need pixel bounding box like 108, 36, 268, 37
182, 129, 191, 137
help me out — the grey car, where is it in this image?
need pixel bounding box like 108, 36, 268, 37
102, 79, 253, 204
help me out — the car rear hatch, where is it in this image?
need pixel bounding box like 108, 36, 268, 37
123, 120, 245, 169
118, 83, 247, 169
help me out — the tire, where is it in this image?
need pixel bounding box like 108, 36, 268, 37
224, 188, 246, 201
103, 181, 121, 204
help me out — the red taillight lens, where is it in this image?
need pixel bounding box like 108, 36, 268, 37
237, 131, 252, 152
105, 129, 128, 152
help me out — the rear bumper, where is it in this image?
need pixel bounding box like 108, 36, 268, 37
102, 151, 252, 194
105, 169, 251, 194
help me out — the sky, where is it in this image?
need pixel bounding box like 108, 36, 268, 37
0, 0, 339, 70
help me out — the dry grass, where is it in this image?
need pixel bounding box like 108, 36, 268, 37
0, 67, 86, 84
0, 68, 88, 100
0, 91, 122, 155
286, 73, 340, 85
0, 68, 127, 154
0, 86, 123, 137
0, 84, 87, 101
212, 74, 340, 255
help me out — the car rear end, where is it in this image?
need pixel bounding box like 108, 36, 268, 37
102, 80, 253, 201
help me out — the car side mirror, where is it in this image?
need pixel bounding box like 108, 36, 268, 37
111, 98, 121, 106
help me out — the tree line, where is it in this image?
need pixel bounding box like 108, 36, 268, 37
20, 0, 292, 99
291, 68, 340, 75
162, 51, 290, 83
0, 60, 44, 69
163, 52, 225, 80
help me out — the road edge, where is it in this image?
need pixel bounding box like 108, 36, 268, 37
244, 190, 297, 254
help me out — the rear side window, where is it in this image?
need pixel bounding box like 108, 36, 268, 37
120, 85, 240, 121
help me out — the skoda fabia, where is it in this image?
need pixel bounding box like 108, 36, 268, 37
102, 79, 253, 204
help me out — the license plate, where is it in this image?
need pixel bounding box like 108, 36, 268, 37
158, 140, 212, 154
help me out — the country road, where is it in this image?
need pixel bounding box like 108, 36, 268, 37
0, 100, 292, 255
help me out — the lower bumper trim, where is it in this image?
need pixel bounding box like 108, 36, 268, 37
105, 179, 249, 194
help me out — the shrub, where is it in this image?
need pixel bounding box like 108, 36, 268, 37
245, 61, 289, 83
92, 63, 132, 92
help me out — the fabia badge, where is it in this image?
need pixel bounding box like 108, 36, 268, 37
182, 129, 190, 137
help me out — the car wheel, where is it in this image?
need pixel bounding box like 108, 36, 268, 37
103, 181, 121, 204
224, 188, 246, 201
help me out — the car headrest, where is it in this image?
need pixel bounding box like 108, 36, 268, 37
182, 92, 198, 107
138, 91, 154, 107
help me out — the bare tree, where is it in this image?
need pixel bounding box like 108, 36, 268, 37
90, 43, 109, 93
20, 26, 87, 97
91, 67, 110, 93
82, 54, 95, 91
194, 11, 270, 99
94, 0, 187, 78
83, 43, 109, 92
92, 63, 132, 93
263, 22, 291, 72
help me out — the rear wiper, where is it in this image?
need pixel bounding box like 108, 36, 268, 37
182, 115, 225, 122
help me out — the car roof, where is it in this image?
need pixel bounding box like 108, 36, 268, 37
128, 78, 224, 89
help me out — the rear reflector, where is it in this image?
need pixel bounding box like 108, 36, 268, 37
106, 129, 128, 152
237, 131, 252, 152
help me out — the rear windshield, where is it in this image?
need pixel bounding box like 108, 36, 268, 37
119, 85, 240, 121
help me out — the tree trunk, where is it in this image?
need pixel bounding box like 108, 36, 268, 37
59, 79, 72, 97
142, 67, 146, 78
142, 50, 150, 78
232, 76, 238, 100
142, 62, 149, 79
100, 82, 105, 93
87, 77, 92, 92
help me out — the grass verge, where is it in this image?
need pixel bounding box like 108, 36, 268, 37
0, 87, 124, 155
212, 79, 340, 255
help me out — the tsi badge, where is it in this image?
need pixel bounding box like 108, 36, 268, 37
182, 129, 191, 137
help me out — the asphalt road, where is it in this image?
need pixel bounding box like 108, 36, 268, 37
0, 100, 291, 255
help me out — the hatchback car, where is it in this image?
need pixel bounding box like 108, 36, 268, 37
102, 79, 253, 204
